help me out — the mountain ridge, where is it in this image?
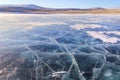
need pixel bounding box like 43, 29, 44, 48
0, 4, 119, 14
0, 4, 107, 10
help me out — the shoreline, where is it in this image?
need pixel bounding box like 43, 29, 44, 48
0, 12, 120, 15
0, 9, 120, 15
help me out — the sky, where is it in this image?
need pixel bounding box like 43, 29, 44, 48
0, 0, 120, 8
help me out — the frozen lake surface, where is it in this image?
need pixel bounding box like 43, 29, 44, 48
0, 14, 120, 80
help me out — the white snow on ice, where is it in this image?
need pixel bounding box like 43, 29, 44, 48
87, 31, 120, 43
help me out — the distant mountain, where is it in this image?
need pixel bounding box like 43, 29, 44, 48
89, 7, 106, 10
110, 7, 120, 9
0, 4, 119, 14
0, 4, 106, 11
0, 4, 45, 9
0, 4, 52, 13
0, 4, 80, 13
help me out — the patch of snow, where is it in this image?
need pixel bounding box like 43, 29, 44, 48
70, 24, 102, 30
87, 31, 120, 43
106, 31, 120, 35
24, 22, 66, 30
